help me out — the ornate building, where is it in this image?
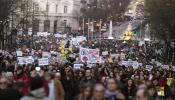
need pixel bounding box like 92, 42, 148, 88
12, 0, 81, 34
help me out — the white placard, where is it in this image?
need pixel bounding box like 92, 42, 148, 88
25, 56, 34, 64
79, 47, 99, 63
146, 65, 153, 71
16, 51, 23, 57
38, 58, 49, 66
172, 66, 175, 71
42, 52, 51, 58
102, 51, 108, 56
88, 57, 102, 64
162, 65, 169, 70
17, 57, 25, 65
118, 61, 139, 69
73, 64, 84, 69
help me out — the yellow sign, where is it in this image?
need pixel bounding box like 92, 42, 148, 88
167, 78, 173, 86
156, 86, 165, 96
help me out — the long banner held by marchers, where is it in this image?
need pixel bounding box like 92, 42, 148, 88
79, 47, 99, 63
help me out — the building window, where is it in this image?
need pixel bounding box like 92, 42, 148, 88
44, 20, 50, 32
64, 6, 68, 13
35, 4, 39, 12
21, 3, 26, 12
33, 19, 39, 33
56, 4, 58, 13
54, 20, 57, 33
46, 4, 49, 12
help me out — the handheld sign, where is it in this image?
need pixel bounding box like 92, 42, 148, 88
38, 58, 49, 66
16, 51, 23, 57
73, 64, 84, 69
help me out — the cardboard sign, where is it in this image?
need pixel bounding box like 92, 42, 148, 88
73, 64, 84, 69
79, 48, 99, 63
16, 51, 23, 57
38, 58, 49, 66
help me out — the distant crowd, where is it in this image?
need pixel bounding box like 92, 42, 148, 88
0, 34, 175, 100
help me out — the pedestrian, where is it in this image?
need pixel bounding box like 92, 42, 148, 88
20, 76, 48, 100
91, 84, 106, 100
74, 83, 93, 100
106, 78, 125, 100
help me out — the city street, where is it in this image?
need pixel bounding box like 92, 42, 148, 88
0, 0, 175, 100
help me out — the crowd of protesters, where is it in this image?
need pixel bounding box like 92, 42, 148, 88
0, 34, 175, 100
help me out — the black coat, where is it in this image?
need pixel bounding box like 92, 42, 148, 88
122, 85, 137, 100
0, 88, 22, 100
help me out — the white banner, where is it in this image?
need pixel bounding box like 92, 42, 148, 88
38, 58, 49, 66
146, 65, 153, 71
71, 36, 86, 46
119, 61, 139, 69
73, 64, 84, 69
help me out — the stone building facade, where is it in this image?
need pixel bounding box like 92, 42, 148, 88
34, 0, 81, 33
13, 0, 82, 33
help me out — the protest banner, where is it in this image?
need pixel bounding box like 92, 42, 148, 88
79, 48, 89, 63
118, 61, 139, 69
16, 51, 23, 57
42, 52, 51, 58
146, 65, 153, 71
54, 34, 67, 38
88, 57, 102, 64
73, 64, 84, 69
162, 65, 169, 70
25, 56, 34, 64
38, 58, 49, 66
79, 47, 99, 63
88, 49, 99, 58
71, 36, 86, 46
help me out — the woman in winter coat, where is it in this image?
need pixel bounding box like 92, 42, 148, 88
122, 79, 137, 100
